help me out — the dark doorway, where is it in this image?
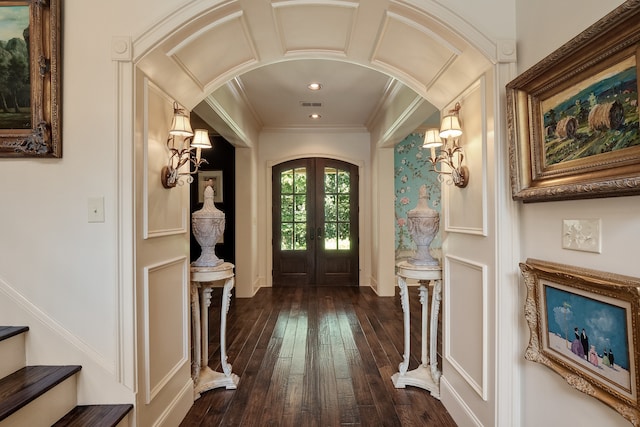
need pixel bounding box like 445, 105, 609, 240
189, 131, 235, 265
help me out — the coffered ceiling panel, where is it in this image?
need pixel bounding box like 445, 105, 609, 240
168, 13, 258, 89
272, 2, 358, 54
372, 12, 459, 91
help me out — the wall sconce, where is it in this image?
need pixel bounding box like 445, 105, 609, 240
423, 102, 469, 188
161, 102, 212, 189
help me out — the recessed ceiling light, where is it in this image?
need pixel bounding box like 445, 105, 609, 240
307, 82, 322, 91
309, 113, 321, 119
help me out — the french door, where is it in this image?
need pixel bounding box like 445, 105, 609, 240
272, 158, 359, 286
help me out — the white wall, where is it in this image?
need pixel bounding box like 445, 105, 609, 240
235, 145, 260, 298
515, 0, 638, 426
257, 131, 372, 290
370, 145, 397, 296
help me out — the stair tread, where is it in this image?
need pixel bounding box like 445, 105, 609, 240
0, 326, 29, 342
0, 365, 81, 421
53, 404, 134, 427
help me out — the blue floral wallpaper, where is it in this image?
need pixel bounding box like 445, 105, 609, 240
394, 132, 442, 261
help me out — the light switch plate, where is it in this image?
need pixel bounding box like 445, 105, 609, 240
562, 219, 601, 253
88, 197, 105, 223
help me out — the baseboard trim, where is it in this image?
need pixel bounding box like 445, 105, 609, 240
152, 378, 194, 427
370, 277, 379, 294
440, 375, 484, 427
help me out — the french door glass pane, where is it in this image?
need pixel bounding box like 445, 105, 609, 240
324, 222, 337, 250
337, 171, 350, 193
294, 168, 307, 193
281, 223, 293, 250
338, 223, 350, 250
294, 223, 307, 250
294, 194, 306, 221
281, 195, 293, 222
280, 167, 307, 251
337, 194, 349, 221
324, 167, 337, 193
323, 166, 350, 251
281, 170, 293, 193
324, 195, 336, 221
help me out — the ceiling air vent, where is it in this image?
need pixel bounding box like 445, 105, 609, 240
300, 102, 322, 107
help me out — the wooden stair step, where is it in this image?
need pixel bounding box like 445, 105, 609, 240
53, 404, 133, 427
0, 326, 29, 380
0, 365, 81, 421
0, 327, 29, 342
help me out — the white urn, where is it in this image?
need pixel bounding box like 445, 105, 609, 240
192, 184, 225, 267
406, 184, 439, 266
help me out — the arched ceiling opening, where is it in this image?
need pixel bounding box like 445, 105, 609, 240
135, 0, 494, 146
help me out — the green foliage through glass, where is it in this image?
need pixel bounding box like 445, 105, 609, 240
324, 167, 351, 250
280, 168, 307, 250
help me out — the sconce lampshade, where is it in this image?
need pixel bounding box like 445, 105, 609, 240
191, 129, 212, 148
439, 114, 462, 139
422, 128, 443, 148
169, 107, 194, 137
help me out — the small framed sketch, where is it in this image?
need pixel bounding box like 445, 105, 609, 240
197, 170, 223, 203
520, 259, 640, 425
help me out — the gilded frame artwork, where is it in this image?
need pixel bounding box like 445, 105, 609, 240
0, 0, 61, 158
507, 1, 640, 202
520, 259, 640, 425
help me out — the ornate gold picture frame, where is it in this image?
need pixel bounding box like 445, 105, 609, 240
507, 1, 640, 202
0, 0, 61, 158
520, 259, 640, 425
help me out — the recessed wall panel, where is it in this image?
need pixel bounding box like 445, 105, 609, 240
444, 78, 487, 235
144, 257, 189, 403
445, 255, 487, 400
145, 82, 188, 238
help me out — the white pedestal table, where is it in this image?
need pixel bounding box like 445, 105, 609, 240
190, 262, 239, 399
391, 260, 442, 399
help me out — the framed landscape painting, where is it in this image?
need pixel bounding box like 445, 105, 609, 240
520, 259, 640, 425
0, 0, 61, 158
507, 1, 640, 202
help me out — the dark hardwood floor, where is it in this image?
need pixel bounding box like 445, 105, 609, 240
180, 286, 456, 426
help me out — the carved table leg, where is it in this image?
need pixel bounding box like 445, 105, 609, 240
399, 275, 410, 376
200, 287, 213, 370
392, 275, 410, 387
430, 279, 442, 385
220, 277, 234, 377
191, 283, 201, 382
419, 283, 429, 367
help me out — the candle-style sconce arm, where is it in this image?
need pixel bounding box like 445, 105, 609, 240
161, 102, 212, 189
425, 143, 469, 188
422, 102, 469, 188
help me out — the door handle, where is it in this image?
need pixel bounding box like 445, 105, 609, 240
317, 227, 322, 238
309, 227, 315, 240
